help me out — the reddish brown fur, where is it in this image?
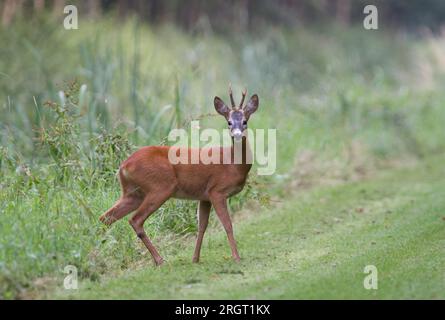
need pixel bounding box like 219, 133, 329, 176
99, 90, 258, 266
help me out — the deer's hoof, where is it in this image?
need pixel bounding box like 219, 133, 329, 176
99, 214, 113, 226
154, 258, 165, 266
192, 257, 200, 263
99, 214, 108, 225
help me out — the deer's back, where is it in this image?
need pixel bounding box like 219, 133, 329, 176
119, 146, 249, 201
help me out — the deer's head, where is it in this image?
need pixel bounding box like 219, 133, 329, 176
214, 85, 259, 141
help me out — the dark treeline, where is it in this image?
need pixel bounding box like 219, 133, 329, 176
2, 0, 445, 31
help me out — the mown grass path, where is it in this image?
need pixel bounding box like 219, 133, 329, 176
55, 157, 444, 299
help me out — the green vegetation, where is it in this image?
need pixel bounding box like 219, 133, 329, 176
1, 14, 445, 299
55, 156, 445, 299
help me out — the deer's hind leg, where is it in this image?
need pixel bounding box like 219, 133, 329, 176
99, 194, 143, 226
129, 186, 175, 266
99, 174, 144, 226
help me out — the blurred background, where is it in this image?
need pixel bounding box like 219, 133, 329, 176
1, 0, 445, 298
4, 0, 445, 30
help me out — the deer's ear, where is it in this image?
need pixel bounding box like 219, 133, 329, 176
244, 94, 259, 119
214, 96, 230, 118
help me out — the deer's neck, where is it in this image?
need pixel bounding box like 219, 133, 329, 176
231, 136, 252, 174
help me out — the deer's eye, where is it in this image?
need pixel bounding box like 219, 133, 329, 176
228, 121, 232, 126
242, 120, 247, 126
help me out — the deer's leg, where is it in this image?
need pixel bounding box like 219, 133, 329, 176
129, 190, 172, 266
99, 196, 142, 226
192, 200, 212, 263
210, 195, 241, 262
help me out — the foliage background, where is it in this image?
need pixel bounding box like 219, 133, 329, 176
0, 0, 444, 298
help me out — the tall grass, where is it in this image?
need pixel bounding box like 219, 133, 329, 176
1, 15, 445, 298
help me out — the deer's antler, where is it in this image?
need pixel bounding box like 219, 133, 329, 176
239, 88, 247, 108
229, 83, 236, 109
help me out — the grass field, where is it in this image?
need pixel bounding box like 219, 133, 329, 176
1, 16, 445, 299
46, 155, 444, 299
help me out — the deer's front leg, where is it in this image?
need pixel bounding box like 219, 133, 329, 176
192, 200, 212, 263
210, 194, 241, 262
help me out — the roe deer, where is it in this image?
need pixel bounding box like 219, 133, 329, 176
99, 86, 259, 266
